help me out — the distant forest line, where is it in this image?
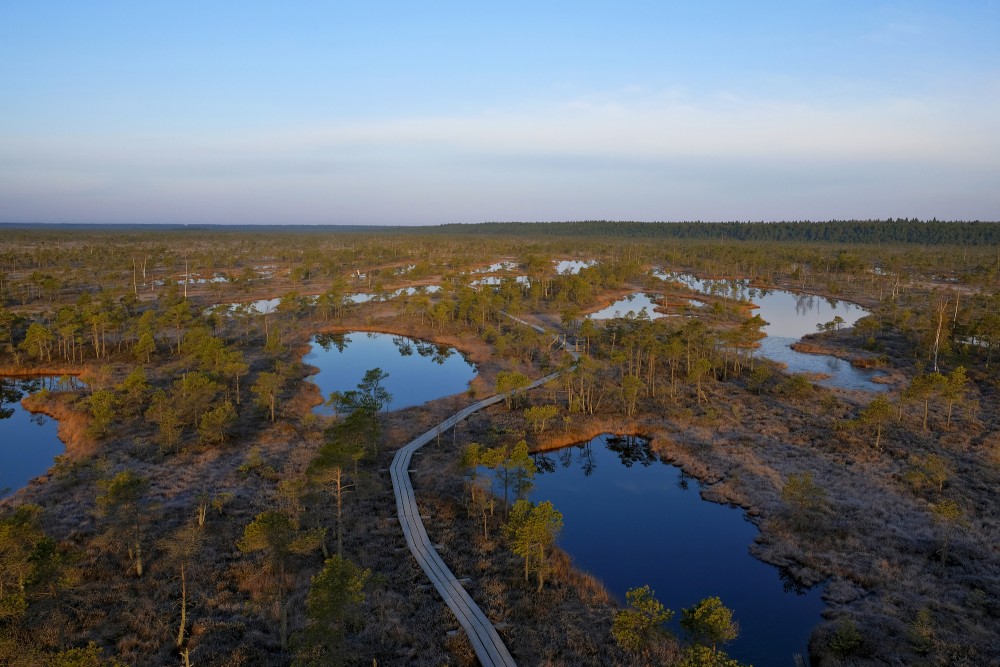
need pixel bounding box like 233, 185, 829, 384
2, 218, 998, 245
430, 219, 1000, 245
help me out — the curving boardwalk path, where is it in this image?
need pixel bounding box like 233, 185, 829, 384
390, 319, 577, 667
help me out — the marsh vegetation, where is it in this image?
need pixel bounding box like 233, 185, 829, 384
1, 221, 998, 665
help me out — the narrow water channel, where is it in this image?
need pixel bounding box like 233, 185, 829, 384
530, 434, 824, 667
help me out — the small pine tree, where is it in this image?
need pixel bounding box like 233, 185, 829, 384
611, 585, 674, 655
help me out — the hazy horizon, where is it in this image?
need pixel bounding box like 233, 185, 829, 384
2, 2, 998, 226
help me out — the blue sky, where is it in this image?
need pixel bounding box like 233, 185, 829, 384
1, 1, 998, 225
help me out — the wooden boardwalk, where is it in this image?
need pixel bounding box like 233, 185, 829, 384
389, 322, 576, 667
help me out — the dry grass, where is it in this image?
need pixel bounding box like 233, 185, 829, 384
466, 337, 1000, 665
20, 390, 97, 457
4, 263, 998, 666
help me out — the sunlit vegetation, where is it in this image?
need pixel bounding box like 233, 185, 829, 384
0, 221, 998, 665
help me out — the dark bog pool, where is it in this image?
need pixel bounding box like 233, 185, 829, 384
531, 434, 824, 666
304, 332, 477, 413
1, 376, 77, 498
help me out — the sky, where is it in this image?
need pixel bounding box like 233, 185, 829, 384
1, 1, 998, 225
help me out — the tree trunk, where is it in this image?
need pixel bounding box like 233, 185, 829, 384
176, 561, 187, 647
932, 297, 948, 372
134, 540, 143, 577
336, 474, 344, 557
537, 544, 545, 592
278, 562, 288, 650
940, 529, 952, 569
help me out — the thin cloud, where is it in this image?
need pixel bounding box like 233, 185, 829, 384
1, 88, 998, 224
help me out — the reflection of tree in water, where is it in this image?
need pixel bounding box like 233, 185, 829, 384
604, 434, 656, 467
0, 376, 77, 421
795, 294, 816, 317
314, 332, 459, 365
507, 434, 672, 479
433, 345, 455, 364
539, 441, 598, 475
533, 454, 556, 474
578, 441, 596, 476
314, 332, 350, 352
677, 472, 692, 491
392, 336, 414, 356
414, 341, 454, 364
0, 379, 24, 420
558, 448, 574, 469
779, 568, 811, 595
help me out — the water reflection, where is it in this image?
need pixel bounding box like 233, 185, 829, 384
588, 293, 667, 321
555, 259, 596, 274
471, 275, 529, 287
0, 382, 21, 420
565, 439, 597, 476
474, 261, 519, 273
533, 454, 557, 474
392, 335, 413, 356
529, 434, 825, 667
314, 332, 350, 353
0, 376, 80, 420
222, 285, 443, 315
304, 332, 475, 413
655, 270, 886, 391
604, 434, 658, 467
1, 376, 81, 497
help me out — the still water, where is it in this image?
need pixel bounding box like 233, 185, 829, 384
657, 272, 886, 391
555, 259, 596, 274
588, 293, 667, 320
222, 285, 444, 314
0, 376, 78, 498
474, 261, 519, 273
303, 332, 477, 413
531, 434, 824, 666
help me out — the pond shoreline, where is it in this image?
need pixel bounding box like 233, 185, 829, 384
19, 391, 95, 459
527, 430, 825, 666
300, 322, 499, 399
0, 365, 89, 378
791, 335, 902, 387
1, 377, 91, 503
530, 423, 821, 583
300, 327, 482, 416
